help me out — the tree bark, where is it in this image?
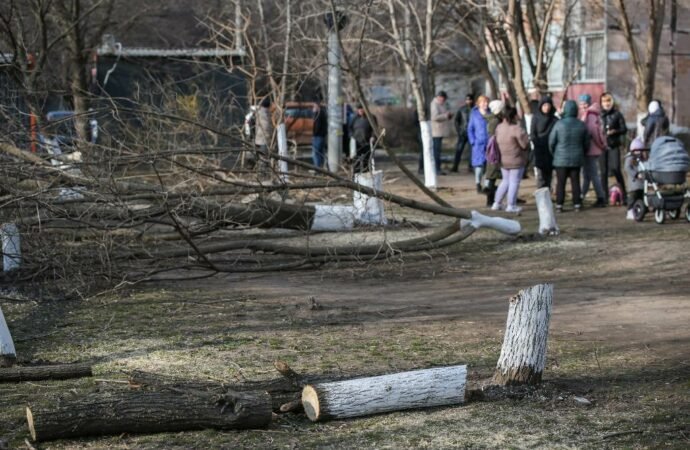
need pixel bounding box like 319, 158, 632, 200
0, 363, 92, 382
26, 389, 272, 442
301, 365, 467, 422
0, 306, 16, 367
493, 284, 553, 385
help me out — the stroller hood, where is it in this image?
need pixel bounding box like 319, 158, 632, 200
648, 136, 690, 173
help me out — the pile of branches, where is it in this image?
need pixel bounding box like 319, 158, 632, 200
0, 108, 481, 295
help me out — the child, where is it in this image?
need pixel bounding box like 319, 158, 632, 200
624, 137, 646, 220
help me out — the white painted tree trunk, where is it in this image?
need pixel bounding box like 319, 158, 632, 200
419, 120, 437, 190
0, 306, 16, 367
460, 211, 521, 235
311, 205, 356, 231
1, 223, 21, 271
534, 188, 559, 235
353, 171, 387, 225
302, 365, 466, 422
493, 284, 553, 385
277, 123, 289, 181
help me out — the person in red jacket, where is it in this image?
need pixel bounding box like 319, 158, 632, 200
578, 94, 607, 207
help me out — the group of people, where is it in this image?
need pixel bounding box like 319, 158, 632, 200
431, 90, 671, 216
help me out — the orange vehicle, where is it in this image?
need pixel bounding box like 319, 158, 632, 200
243, 101, 316, 147
283, 102, 316, 146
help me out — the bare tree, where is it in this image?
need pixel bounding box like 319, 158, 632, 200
611, 0, 667, 115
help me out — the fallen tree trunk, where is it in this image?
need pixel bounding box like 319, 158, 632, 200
0, 363, 92, 382
128, 369, 300, 412
26, 389, 272, 442
0, 306, 16, 367
493, 284, 554, 385
301, 365, 467, 422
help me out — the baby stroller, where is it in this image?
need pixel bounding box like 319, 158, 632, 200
631, 136, 690, 224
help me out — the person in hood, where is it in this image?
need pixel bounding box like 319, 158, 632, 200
467, 95, 490, 193
599, 92, 627, 202
549, 100, 590, 212
641, 100, 670, 148
578, 94, 608, 207
530, 96, 558, 190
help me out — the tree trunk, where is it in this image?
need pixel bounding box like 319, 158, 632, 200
26, 389, 272, 442
301, 365, 466, 422
128, 369, 301, 412
534, 188, 559, 235
0, 363, 92, 382
0, 306, 16, 367
493, 284, 553, 385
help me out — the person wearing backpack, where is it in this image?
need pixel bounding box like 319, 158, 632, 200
491, 106, 530, 213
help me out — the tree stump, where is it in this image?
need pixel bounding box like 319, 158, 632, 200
302, 365, 466, 422
0, 306, 16, 367
492, 284, 553, 385
26, 389, 272, 442
534, 188, 559, 235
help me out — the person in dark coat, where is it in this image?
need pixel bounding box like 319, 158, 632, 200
451, 94, 474, 172
311, 103, 328, 168
349, 104, 377, 173
549, 100, 590, 212
530, 96, 558, 190
599, 92, 627, 202
641, 100, 670, 148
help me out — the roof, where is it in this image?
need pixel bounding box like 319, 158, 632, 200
96, 45, 245, 58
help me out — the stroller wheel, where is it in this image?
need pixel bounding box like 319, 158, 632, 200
654, 208, 665, 224
632, 200, 647, 222
668, 208, 681, 220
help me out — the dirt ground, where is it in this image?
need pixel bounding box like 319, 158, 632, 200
1, 159, 689, 449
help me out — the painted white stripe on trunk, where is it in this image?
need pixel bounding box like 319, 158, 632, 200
461, 211, 521, 235
311, 205, 355, 231
353, 170, 387, 225
277, 123, 289, 181
420, 121, 437, 189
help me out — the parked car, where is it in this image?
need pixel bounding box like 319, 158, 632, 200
243, 102, 316, 147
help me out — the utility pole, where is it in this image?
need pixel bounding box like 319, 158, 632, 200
324, 11, 347, 173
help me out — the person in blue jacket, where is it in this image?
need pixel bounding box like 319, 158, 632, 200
467, 95, 490, 193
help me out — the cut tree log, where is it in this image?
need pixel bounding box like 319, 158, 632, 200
0, 306, 16, 367
26, 389, 272, 442
129, 369, 299, 412
493, 284, 554, 385
0, 363, 92, 382
301, 365, 467, 422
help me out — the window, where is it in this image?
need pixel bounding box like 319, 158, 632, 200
567, 34, 605, 82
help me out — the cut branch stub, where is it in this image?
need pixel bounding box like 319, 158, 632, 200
493, 284, 553, 386
302, 365, 467, 422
